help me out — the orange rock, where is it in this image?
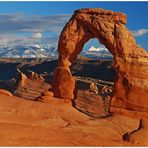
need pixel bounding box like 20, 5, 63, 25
43, 91, 54, 97
41, 95, 52, 102
52, 8, 148, 114
16, 68, 27, 87
27, 70, 44, 82
89, 83, 98, 94
0, 89, 13, 96
52, 66, 75, 99
14, 69, 51, 100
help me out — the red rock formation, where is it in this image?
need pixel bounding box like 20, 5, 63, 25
15, 69, 51, 100
0, 89, 13, 96
90, 83, 98, 94
16, 68, 28, 88
43, 91, 54, 97
52, 8, 148, 113
27, 70, 44, 82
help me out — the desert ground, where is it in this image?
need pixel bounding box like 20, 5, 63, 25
0, 93, 148, 146
0, 58, 148, 146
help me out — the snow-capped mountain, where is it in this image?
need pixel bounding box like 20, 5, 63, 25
0, 45, 58, 58
0, 45, 112, 60
85, 46, 111, 54
81, 46, 113, 60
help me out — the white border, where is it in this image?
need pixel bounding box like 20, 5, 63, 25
0, 0, 148, 1
0, 0, 147, 148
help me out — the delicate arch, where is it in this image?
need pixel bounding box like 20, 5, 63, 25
52, 8, 148, 113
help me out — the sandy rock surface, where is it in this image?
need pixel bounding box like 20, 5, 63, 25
0, 94, 148, 146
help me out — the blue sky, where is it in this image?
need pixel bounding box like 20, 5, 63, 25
0, 1, 147, 51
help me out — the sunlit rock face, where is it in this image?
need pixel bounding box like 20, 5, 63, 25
0, 89, 13, 96
52, 8, 148, 113
14, 69, 51, 100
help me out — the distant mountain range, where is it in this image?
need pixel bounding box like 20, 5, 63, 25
0, 45, 58, 58
81, 46, 113, 60
0, 45, 113, 60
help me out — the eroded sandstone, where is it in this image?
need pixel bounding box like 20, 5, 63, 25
14, 69, 51, 100
52, 8, 148, 113
0, 89, 13, 96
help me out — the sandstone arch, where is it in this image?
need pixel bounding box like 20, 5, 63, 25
52, 8, 148, 112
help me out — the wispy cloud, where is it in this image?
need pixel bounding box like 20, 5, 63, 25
132, 29, 148, 37
0, 34, 59, 47
0, 13, 70, 33
0, 13, 71, 46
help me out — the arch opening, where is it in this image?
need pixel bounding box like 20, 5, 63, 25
70, 38, 116, 117
81, 38, 113, 60
72, 37, 116, 86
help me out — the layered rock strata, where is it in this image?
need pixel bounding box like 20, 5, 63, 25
52, 8, 148, 112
